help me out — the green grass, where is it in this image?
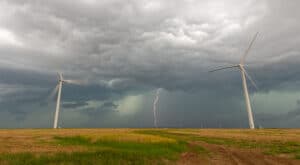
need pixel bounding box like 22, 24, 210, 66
53, 135, 186, 158
0, 151, 165, 165
54, 136, 91, 145
0, 134, 189, 165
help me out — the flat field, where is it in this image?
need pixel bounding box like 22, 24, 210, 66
0, 129, 300, 165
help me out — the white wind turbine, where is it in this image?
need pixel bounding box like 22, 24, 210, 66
50, 73, 82, 129
210, 32, 259, 129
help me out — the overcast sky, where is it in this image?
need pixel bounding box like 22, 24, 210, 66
0, 0, 300, 128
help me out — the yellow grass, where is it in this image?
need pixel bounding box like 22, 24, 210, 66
0, 129, 175, 153
169, 129, 300, 142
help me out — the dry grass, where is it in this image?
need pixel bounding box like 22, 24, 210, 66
0, 129, 174, 153
169, 129, 300, 142
0, 129, 300, 165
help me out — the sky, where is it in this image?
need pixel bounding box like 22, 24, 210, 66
0, 0, 300, 128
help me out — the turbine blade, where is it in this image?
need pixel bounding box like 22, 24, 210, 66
240, 32, 259, 64
60, 73, 63, 81
242, 68, 258, 90
57, 72, 63, 81
48, 84, 59, 101
209, 65, 238, 72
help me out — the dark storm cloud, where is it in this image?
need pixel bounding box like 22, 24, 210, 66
256, 107, 300, 128
0, 66, 53, 86
101, 101, 118, 110
86, 101, 118, 114
61, 98, 118, 111
62, 101, 88, 109
0, 0, 300, 128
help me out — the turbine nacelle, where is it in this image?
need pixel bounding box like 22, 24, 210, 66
57, 73, 83, 85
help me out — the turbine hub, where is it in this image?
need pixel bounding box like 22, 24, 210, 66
58, 79, 65, 83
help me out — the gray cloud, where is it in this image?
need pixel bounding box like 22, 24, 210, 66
256, 107, 300, 128
0, 0, 300, 128
62, 101, 88, 109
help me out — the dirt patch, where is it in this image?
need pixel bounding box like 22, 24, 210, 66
176, 140, 300, 165
199, 142, 300, 165
176, 141, 209, 165
177, 152, 209, 165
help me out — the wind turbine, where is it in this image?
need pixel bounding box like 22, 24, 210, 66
210, 32, 259, 129
51, 73, 82, 129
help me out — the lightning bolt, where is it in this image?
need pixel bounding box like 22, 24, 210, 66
153, 88, 162, 128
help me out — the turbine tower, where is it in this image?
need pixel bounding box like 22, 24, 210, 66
51, 73, 82, 129
53, 73, 64, 129
210, 32, 259, 129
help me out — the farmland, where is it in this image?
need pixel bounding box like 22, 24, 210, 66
0, 129, 299, 164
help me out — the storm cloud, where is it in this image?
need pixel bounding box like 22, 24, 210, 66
0, 0, 300, 128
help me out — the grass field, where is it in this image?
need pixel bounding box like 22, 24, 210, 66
0, 129, 300, 164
